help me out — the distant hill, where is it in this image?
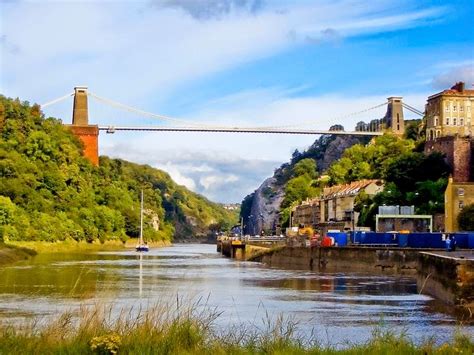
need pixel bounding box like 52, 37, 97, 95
0, 95, 236, 243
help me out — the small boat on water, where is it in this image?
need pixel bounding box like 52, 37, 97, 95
136, 190, 149, 252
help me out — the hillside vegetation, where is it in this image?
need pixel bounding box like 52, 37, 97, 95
0, 95, 236, 243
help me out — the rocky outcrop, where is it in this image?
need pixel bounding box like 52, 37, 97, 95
247, 177, 284, 235
317, 135, 365, 172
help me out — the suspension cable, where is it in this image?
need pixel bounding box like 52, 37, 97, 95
255, 102, 388, 130
402, 103, 424, 116
88, 92, 214, 128
40, 92, 74, 108
88, 91, 390, 131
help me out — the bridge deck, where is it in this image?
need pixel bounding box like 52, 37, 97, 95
99, 126, 383, 136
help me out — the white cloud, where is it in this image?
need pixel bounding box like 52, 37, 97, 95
200, 174, 239, 190
431, 64, 474, 90
154, 162, 197, 190
2, 0, 445, 104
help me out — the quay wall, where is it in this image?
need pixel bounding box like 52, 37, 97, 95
255, 246, 420, 275
417, 252, 474, 311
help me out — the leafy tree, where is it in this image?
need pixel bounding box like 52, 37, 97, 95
458, 204, 474, 231
327, 134, 415, 184
292, 158, 317, 179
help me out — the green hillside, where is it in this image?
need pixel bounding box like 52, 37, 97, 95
0, 95, 236, 243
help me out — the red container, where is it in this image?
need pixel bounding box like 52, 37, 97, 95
321, 236, 334, 247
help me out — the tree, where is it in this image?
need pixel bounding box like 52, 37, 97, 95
458, 204, 474, 231
292, 158, 317, 179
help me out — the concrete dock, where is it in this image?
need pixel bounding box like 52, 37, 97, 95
417, 251, 474, 316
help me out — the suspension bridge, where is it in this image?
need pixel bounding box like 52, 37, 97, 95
41, 86, 424, 165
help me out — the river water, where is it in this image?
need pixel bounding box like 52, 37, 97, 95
0, 244, 472, 345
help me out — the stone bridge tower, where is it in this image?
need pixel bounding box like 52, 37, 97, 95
384, 97, 405, 135
67, 87, 99, 165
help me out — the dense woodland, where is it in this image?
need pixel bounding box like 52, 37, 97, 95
0, 95, 236, 243
241, 120, 457, 230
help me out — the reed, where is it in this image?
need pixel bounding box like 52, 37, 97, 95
0, 301, 472, 354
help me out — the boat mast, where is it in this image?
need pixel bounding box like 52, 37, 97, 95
139, 190, 144, 245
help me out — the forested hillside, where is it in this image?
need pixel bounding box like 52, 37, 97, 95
0, 95, 236, 243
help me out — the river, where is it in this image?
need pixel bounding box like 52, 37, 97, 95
0, 244, 472, 345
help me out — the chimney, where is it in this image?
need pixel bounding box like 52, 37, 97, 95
451, 82, 465, 92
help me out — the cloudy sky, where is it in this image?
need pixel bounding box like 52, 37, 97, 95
1, 0, 473, 203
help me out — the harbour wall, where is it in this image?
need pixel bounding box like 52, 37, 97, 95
417, 252, 474, 312
253, 246, 420, 274
250, 246, 474, 316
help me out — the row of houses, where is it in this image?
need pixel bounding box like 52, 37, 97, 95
291, 179, 384, 232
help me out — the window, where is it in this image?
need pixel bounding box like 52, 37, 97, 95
453, 105, 457, 112
460, 105, 464, 112
459, 201, 464, 209
446, 117, 450, 125
445, 103, 450, 112
436, 130, 441, 137
453, 118, 457, 126
435, 118, 439, 126
460, 118, 464, 126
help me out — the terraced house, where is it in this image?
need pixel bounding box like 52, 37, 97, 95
292, 180, 384, 231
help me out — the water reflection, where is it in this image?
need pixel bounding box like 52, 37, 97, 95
0, 244, 472, 345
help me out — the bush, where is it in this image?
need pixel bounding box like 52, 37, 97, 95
458, 204, 474, 231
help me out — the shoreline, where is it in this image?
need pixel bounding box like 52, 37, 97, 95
0, 243, 37, 266
0, 238, 173, 266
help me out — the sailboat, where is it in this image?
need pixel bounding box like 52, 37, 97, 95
136, 190, 149, 252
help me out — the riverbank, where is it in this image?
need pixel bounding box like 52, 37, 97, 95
0, 243, 37, 266
7, 238, 171, 254
0, 239, 172, 266
0, 304, 472, 354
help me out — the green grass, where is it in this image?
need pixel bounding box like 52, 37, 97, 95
0, 302, 472, 354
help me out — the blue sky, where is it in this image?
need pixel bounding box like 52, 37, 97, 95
1, 0, 473, 202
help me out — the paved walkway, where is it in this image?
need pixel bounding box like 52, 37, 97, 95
423, 250, 474, 260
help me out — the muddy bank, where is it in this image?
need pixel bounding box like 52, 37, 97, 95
0, 244, 37, 266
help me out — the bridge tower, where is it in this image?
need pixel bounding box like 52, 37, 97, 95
384, 97, 405, 135
67, 87, 99, 166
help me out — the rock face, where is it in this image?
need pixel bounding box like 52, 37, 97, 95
247, 177, 284, 235
317, 135, 364, 171
245, 134, 367, 235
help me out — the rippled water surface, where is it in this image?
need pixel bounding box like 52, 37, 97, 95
0, 244, 472, 345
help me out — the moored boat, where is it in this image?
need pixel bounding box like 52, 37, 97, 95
136, 190, 149, 252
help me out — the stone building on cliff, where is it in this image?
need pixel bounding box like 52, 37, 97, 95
424, 82, 474, 231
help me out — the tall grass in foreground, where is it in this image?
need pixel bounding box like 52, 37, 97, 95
0, 300, 472, 355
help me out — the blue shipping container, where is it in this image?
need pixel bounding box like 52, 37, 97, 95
327, 232, 348, 247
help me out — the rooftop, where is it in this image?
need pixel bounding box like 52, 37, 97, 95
428, 82, 474, 100
322, 179, 383, 199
